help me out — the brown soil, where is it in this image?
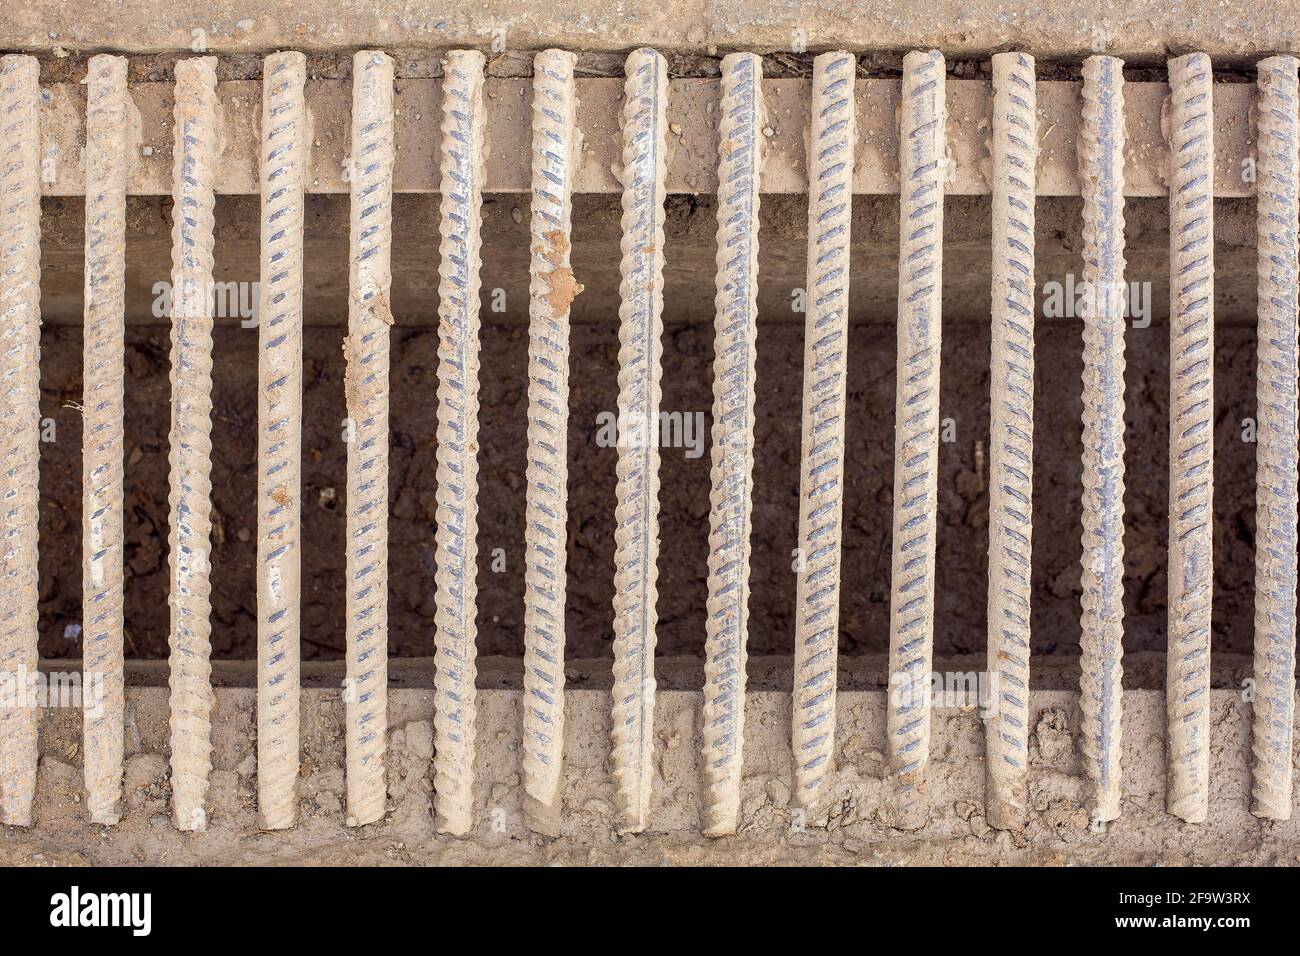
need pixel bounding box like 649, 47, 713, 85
35, 278, 1260, 665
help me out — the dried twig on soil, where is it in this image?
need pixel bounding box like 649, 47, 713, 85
82, 53, 130, 827
792, 50, 854, 810
1251, 54, 1299, 822
167, 56, 220, 832
1164, 52, 1214, 825
344, 50, 394, 827
523, 49, 581, 836
1078, 55, 1127, 825
611, 47, 668, 834
257, 51, 307, 831
433, 49, 487, 836
0, 54, 41, 829
702, 51, 764, 837
985, 51, 1036, 832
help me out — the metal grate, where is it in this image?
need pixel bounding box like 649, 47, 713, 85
0, 47, 1295, 836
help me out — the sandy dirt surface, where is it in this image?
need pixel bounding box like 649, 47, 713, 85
2, 684, 1297, 865
5, 0, 1300, 63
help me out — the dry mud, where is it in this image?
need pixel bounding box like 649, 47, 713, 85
3, 685, 1298, 865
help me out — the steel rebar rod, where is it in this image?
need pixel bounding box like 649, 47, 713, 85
702, 51, 764, 837
1251, 54, 1299, 822
610, 47, 668, 834
984, 51, 1037, 832
433, 48, 488, 837
522, 48, 582, 836
1165, 51, 1215, 825
1078, 54, 1128, 825
791, 50, 855, 810
886, 49, 945, 825
343, 49, 394, 827
256, 50, 307, 831
82, 53, 130, 827
0, 54, 41, 829
166, 56, 220, 832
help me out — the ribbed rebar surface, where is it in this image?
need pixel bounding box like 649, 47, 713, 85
522, 48, 581, 836
1251, 54, 1299, 822
702, 51, 764, 837
256, 50, 307, 831
343, 49, 394, 827
0, 54, 40, 828
166, 56, 220, 832
886, 49, 945, 825
984, 51, 1037, 832
82, 53, 129, 827
1164, 51, 1215, 825
791, 50, 854, 810
1077, 54, 1128, 825
610, 47, 668, 834
433, 48, 487, 837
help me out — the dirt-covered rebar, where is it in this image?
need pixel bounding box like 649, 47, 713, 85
1164, 51, 1215, 825
791, 50, 854, 810
166, 56, 220, 832
1250, 54, 1299, 823
0, 54, 41, 829
343, 49, 394, 827
886, 49, 945, 825
984, 51, 1037, 832
433, 49, 487, 837
522, 48, 581, 836
610, 47, 668, 834
1077, 54, 1128, 825
702, 51, 764, 837
81, 53, 130, 827
256, 50, 307, 831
